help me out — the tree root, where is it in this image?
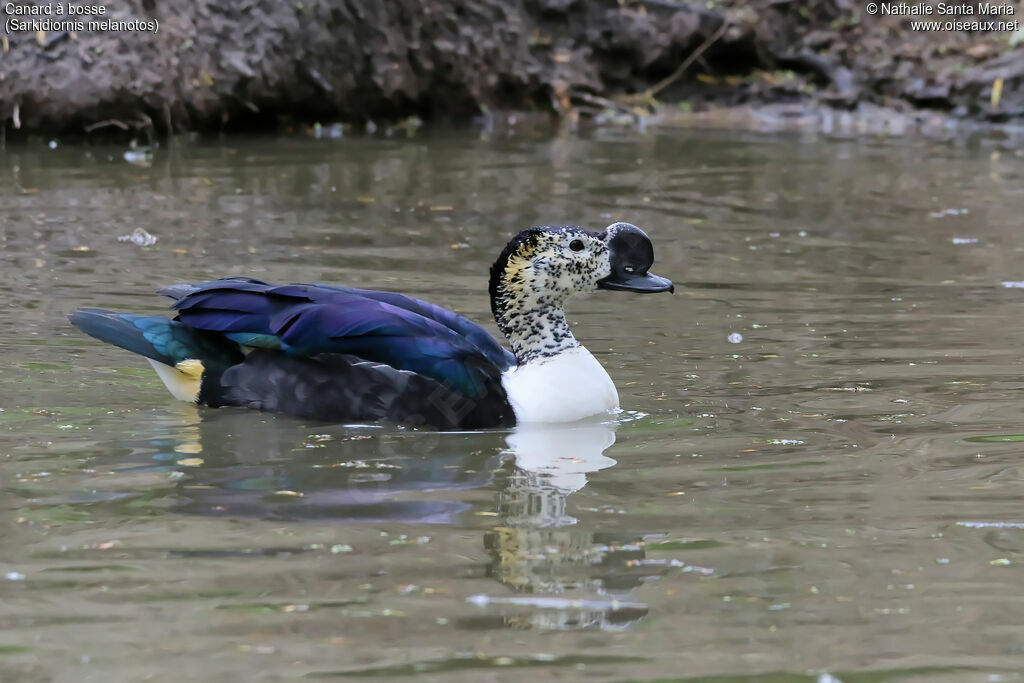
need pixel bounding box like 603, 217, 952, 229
616, 20, 730, 110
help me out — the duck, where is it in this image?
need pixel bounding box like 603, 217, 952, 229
69, 222, 673, 430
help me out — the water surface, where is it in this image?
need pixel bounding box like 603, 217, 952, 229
2, 129, 1024, 682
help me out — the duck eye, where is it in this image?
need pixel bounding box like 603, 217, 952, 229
569, 239, 585, 252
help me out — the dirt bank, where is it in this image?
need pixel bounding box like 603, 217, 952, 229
1, 0, 1022, 138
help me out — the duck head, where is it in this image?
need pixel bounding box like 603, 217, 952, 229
489, 223, 672, 363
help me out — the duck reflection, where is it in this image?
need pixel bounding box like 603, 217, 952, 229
478, 421, 654, 631
103, 408, 661, 630
110, 408, 505, 523
496, 422, 617, 527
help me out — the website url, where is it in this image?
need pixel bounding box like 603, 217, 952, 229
909, 18, 1020, 29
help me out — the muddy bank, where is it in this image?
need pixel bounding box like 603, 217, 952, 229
1, 0, 1022, 137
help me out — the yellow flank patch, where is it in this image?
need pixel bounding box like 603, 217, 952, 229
175, 359, 205, 378
146, 358, 205, 403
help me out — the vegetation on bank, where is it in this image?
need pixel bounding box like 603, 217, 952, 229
1, 0, 1021, 139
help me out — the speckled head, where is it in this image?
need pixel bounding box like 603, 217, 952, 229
489, 223, 672, 363
488, 226, 610, 322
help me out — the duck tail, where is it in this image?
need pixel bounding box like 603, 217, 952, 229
69, 308, 188, 366
69, 308, 243, 402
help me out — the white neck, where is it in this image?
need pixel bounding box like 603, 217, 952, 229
501, 346, 620, 423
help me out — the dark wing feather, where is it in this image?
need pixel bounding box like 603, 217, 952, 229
203, 350, 515, 430
166, 278, 511, 398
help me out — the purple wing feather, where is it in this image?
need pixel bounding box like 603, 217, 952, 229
163, 278, 512, 397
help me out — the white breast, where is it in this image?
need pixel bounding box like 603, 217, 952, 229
501, 346, 620, 423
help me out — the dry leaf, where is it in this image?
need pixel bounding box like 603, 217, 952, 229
991, 78, 1004, 109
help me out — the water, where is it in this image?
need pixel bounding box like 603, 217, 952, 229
2, 129, 1024, 682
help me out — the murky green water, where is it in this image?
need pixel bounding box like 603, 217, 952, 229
2, 128, 1024, 682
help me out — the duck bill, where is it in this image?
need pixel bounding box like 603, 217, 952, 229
598, 222, 674, 294
598, 272, 674, 293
